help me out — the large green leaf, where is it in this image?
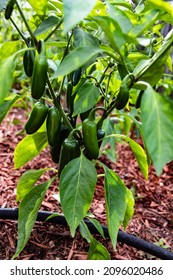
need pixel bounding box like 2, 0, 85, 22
52, 46, 101, 78
59, 153, 97, 237
0, 48, 28, 105
73, 82, 100, 116
0, 41, 22, 62
108, 3, 132, 34
73, 27, 100, 48
144, 0, 173, 23
0, 54, 16, 105
103, 133, 148, 178
141, 86, 173, 175
102, 164, 134, 249
131, 10, 160, 37
14, 132, 48, 169
101, 118, 117, 162
13, 178, 54, 259
0, 94, 20, 124
63, 0, 97, 33
134, 29, 173, 80
26, 0, 48, 15
123, 188, 134, 229
34, 16, 59, 36
123, 136, 148, 179
16, 169, 47, 202
93, 16, 126, 56
87, 237, 111, 260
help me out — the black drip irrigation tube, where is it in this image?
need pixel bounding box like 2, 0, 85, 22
0, 208, 173, 260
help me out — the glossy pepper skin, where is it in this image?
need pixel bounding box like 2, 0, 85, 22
46, 106, 61, 146
50, 124, 70, 164
115, 74, 134, 110
31, 40, 48, 99
58, 130, 81, 177
5, 0, 15, 19
72, 67, 82, 86
23, 50, 35, 77
97, 129, 105, 147
82, 117, 99, 160
135, 90, 144, 109
25, 101, 49, 134
66, 81, 74, 115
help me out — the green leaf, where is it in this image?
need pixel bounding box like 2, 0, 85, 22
73, 82, 100, 116
123, 136, 148, 179
134, 29, 173, 81
63, 0, 97, 33
12, 178, 54, 259
73, 27, 100, 48
131, 10, 160, 37
0, 54, 16, 105
52, 46, 101, 78
123, 188, 134, 229
0, 94, 20, 124
104, 167, 127, 249
94, 16, 126, 56
34, 16, 59, 36
87, 237, 110, 260
101, 118, 117, 162
141, 86, 173, 175
108, 3, 132, 34
0, 41, 22, 62
59, 153, 97, 237
14, 132, 48, 169
16, 169, 47, 202
144, 0, 173, 23
87, 218, 105, 239
26, 0, 48, 15
101, 164, 134, 249
79, 221, 91, 243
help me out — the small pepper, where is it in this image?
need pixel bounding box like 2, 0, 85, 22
72, 67, 82, 86
58, 129, 81, 176
115, 73, 134, 110
23, 50, 35, 77
46, 106, 61, 146
31, 39, 48, 99
25, 100, 49, 134
50, 124, 70, 164
5, 0, 15, 19
82, 110, 99, 159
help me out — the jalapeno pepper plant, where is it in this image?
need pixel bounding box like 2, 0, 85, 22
1, 0, 173, 260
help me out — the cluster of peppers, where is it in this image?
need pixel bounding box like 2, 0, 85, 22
22, 38, 105, 177
5, 1, 133, 176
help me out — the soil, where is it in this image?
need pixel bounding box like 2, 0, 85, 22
0, 107, 173, 260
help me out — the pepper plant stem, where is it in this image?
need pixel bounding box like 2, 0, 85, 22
14, 0, 38, 47
47, 79, 73, 131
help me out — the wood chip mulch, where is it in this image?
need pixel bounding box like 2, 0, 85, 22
0, 107, 173, 260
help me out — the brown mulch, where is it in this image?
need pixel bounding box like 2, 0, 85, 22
0, 107, 173, 260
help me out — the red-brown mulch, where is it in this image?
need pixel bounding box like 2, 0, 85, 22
0, 107, 173, 260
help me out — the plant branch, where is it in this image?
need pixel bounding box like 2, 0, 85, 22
44, 18, 63, 42
10, 17, 29, 45
14, 0, 38, 47
47, 79, 73, 131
